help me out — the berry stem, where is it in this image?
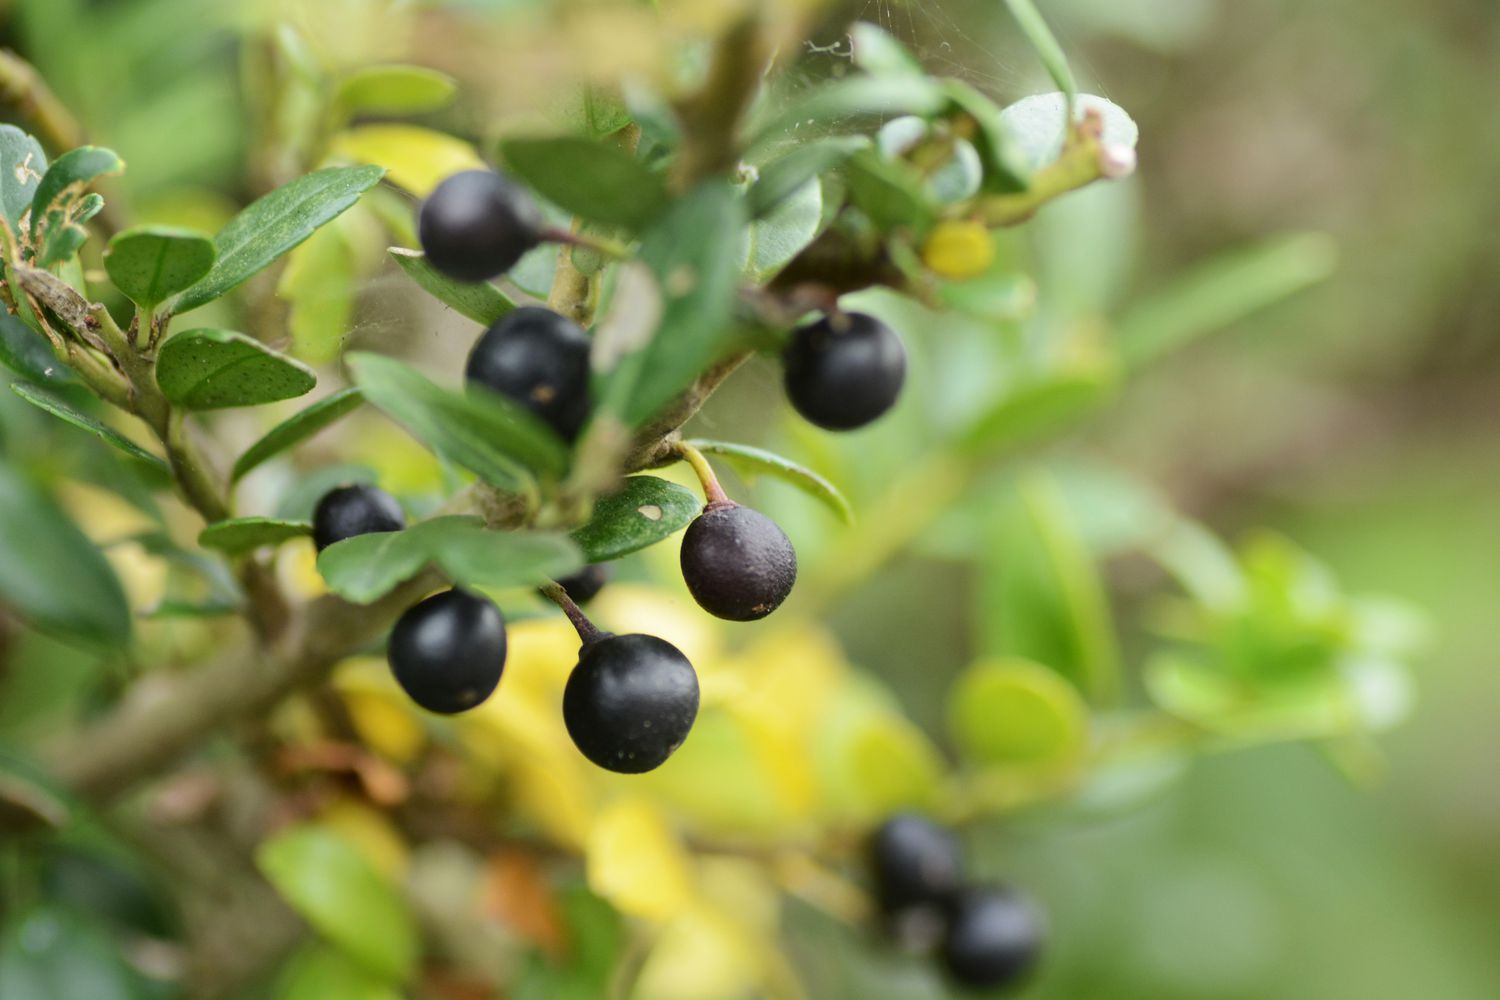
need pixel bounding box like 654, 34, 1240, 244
541, 581, 607, 644
674, 441, 731, 507
540, 226, 631, 261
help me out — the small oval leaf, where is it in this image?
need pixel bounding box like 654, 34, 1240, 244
232, 388, 365, 483
157, 329, 318, 410
686, 439, 851, 523
500, 135, 668, 231
199, 517, 313, 557
0, 125, 47, 229
335, 64, 458, 117
104, 225, 216, 310
947, 658, 1088, 768
388, 247, 514, 326
569, 476, 700, 562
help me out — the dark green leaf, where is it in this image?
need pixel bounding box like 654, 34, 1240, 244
256, 824, 418, 982
388, 247, 514, 325
0, 909, 142, 1000
844, 148, 937, 232
29, 146, 122, 238
0, 752, 72, 832
686, 438, 852, 523
348, 352, 568, 489
104, 225, 216, 310
999, 92, 1137, 171
0, 311, 71, 384
500, 135, 667, 231
317, 516, 581, 604
335, 65, 458, 116
156, 328, 317, 409
942, 81, 1030, 193
176, 165, 385, 313
232, 388, 365, 483
1003, 0, 1078, 98
0, 462, 131, 645
569, 476, 699, 562
0, 125, 46, 229
198, 517, 313, 557
748, 136, 868, 218
10, 382, 167, 471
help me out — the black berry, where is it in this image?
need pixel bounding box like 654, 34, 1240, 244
388, 589, 507, 714
870, 814, 965, 915
555, 563, 611, 604
562, 632, 699, 773
679, 502, 797, 621
783, 311, 907, 430
418, 170, 543, 283
941, 886, 1044, 991
312, 484, 405, 552
466, 306, 592, 441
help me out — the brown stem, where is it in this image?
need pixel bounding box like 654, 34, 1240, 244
541, 581, 607, 645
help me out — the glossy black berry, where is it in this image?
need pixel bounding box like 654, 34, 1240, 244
312, 484, 405, 552
388, 589, 507, 715
941, 886, 1044, 991
783, 311, 907, 430
466, 306, 592, 441
418, 170, 543, 283
679, 502, 797, 621
555, 563, 611, 604
870, 814, 965, 915
562, 633, 699, 773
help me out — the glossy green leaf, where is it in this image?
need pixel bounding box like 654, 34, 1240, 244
157, 329, 317, 409
686, 439, 852, 523
977, 474, 1120, 703
231, 388, 365, 483
1117, 231, 1339, 368
0, 909, 141, 1000
0, 463, 131, 645
569, 476, 700, 562
317, 515, 582, 604
500, 135, 667, 231
850, 22, 924, 77
198, 517, 313, 557
104, 225, 217, 310
29, 146, 122, 238
256, 824, 418, 982
0, 125, 46, 229
948, 658, 1088, 767
10, 382, 167, 471
942, 80, 1030, 193
388, 247, 514, 325
175, 165, 385, 313
347, 352, 567, 489
748, 135, 868, 218
1003, 0, 1078, 98
844, 148, 937, 232
602, 182, 747, 427
0, 312, 71, 384
336, 64, 458, 116
999, 92, 1138, 171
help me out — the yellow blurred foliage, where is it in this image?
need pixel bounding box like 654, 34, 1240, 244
586, 797, 695, 922
327, 125, 485, 198
319, 797, 410, 881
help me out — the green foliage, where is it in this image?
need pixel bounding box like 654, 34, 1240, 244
568, 475, 700, 561
0, 908, 144, 1000
104, 226, 216, 312
198, 517, 313, 556
0, 125, 46, 229
156, 329, 317, 409
231, 388, 365, 483
335, 64, 458, 117
9, 383, 167, 472
388, 247, 515, 325
501, 135, 668, 231
686, 438, 852, 523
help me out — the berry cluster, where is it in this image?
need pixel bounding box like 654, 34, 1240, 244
871, 815, 1044, 992
311, 166, 912, 776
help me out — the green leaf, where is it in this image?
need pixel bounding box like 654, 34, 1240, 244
977, 473, 1120, 702
844, 148, 937, 232
0, 125, 46, 229
29, 146, 123, 239
686, 439, 852, 523
317, 516, 581, 604
0, 311, 71, 384
500, 135, 668, 231
850, 22, 924, 77
602, 182, 747, 427
104, 225, 217, 311
198, 517, 313, 557
1003, 0, 1078, 98
1117, 232, 1339, 369
743, 176, 822, 281
388, 247, 515, 325
156, 329, 317, 409
348, 352, 567, 489
959, 366, 1114, 454
999, 92, 1137, 171
275, 945, 404, 1000
569, 476, 700, 562
176, 165, 385, 313
947, 658, 1087, 768
335, 64, 458, 117
232, 388, 365, 483
256, 824, 418, 983
942, 81, 1030, 193
10, 382, 167, 472
748, 135, 868, 218
0, 909, 142, 1000
750, 77, 948, 149
0, 462, 131, 645
0, 752, 72, 832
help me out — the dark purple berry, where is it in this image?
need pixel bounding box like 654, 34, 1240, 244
562, 633, 699, 774
388, 589, 507, 714
941, 886, 1044, 991
871, 814, 965, 915
783, 311, 906, 430
418, 170, 543, 283
555, 563, 611, 604
312, 484, 405, 552
679, 502, 797, 621
465, 306, 592, 441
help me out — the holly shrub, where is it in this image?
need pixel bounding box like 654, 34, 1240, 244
0, 1, 1425, 998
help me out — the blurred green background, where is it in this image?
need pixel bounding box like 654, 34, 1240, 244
1, 0, 1497, 997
